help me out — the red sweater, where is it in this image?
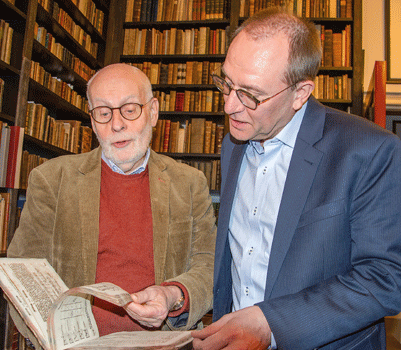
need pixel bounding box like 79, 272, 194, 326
93, 161, 155, 335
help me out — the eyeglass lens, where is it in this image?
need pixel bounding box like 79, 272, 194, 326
91, 103, 143, 123
212, 75, 258, 110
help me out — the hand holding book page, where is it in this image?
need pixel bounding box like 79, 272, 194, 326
0, 258, 193, 350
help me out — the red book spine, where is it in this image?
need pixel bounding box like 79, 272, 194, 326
5, 126, 20, 188
162, 119, 171, 152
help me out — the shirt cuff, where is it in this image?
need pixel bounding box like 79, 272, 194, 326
160, 281, 190, 317
270, 331, 277, 349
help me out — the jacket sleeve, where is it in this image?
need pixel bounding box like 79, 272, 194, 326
163, 168, 217, 331
7, 166, 57, 261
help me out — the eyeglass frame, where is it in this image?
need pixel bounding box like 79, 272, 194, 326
211, 74, 298, 110
89, 98, 153, 124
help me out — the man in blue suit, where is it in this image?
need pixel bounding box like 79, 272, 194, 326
192, 7, 401, 350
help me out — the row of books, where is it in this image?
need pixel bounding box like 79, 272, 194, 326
151, 118, 224, 154
51, 2, 99, 58
19, 151, 49, 190
318, 25, 352, 68
39, 0, 105, 34
25, 102, 93, 154
178, 158, 221, 191
131, 61, 221, 85
123, 26, 228, 56
240, 0, 352, 19
154, 90, 224, 112
67, 0, 105, 34
0, 19, 14, 65
30, 61, 89, 113
34, 24, 96, 81
312, 73, 351, 100
125, 0, 226, 22
0, 124, 24, 189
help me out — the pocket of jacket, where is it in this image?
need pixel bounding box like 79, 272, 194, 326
297, 199, 346, 228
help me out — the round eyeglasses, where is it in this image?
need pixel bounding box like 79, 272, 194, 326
89, 99, 153, 124
211, 74, 297, 110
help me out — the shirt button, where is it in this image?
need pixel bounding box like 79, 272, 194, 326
248, 247, 253, 255
245, 287, 249, 296
263, 166, 267, 175
253, 207, 257, 215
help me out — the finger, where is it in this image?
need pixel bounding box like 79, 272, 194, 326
131, 290, 152, 304
191, 330, 229, 350
192, 317, 227, 339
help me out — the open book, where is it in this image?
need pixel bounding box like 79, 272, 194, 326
0, 258, 193, 350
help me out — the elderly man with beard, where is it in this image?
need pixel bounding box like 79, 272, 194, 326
8, 63, 216, 345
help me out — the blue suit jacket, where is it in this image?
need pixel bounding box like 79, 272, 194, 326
213, 97, 401, 350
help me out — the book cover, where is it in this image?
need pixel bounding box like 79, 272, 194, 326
190, 118, 205, 153
5, 126, 24, 189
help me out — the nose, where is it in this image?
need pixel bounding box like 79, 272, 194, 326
110, 108, 126, 132
223, 89, 245, 115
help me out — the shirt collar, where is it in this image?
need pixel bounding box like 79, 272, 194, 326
249, 101, 308, 153
102, 148, 150, 175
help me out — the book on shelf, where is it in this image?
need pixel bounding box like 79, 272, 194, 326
5, 126, 24, 189
19, 151, 48, 190
240, 0, 353, 18
0, 19, 14, 65
0, 192, 10, 252
25, 102, 92, 154
125, 0, 225, 22
122, 27, 228, 56
178, 159, 221, 190
151, 119, 224, 154
0, 122, 10, 187
52, 3, 99, 58
131, 61, 220, 87
0, 78, 4, 111
153, 90, 223, 113
30, 61, 89, 112
190, 118, 205, 153
0, 258, 193, 350
34, 23, 95, 82
312, 73, 351, 100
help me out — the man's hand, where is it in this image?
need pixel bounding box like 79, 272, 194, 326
192, 306, 271, 350
124, 285, 182, 328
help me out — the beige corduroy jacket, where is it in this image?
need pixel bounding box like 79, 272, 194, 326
8, 147, 216, 346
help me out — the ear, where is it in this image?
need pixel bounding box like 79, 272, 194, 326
149, 97, 159, 127
292, 80, 314, 111
90, 116, 97, 133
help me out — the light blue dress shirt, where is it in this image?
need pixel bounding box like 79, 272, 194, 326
228, 102, 307, 347
101, 148, 150, 175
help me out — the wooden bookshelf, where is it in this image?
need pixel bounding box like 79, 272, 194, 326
118, 0, 363, 192
0, 0, 120, 348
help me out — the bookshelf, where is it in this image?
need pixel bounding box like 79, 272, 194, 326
0, 0, 119, 348
119, 0, 363, 194
120, 0, 233, 193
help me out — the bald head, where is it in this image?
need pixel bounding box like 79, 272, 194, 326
87, 63, 153, 110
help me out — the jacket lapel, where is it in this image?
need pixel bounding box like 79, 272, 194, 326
214, 142, 246, 289
77, 147, 102, 285
265, 97, 326, 298
148, 151, 170, 285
